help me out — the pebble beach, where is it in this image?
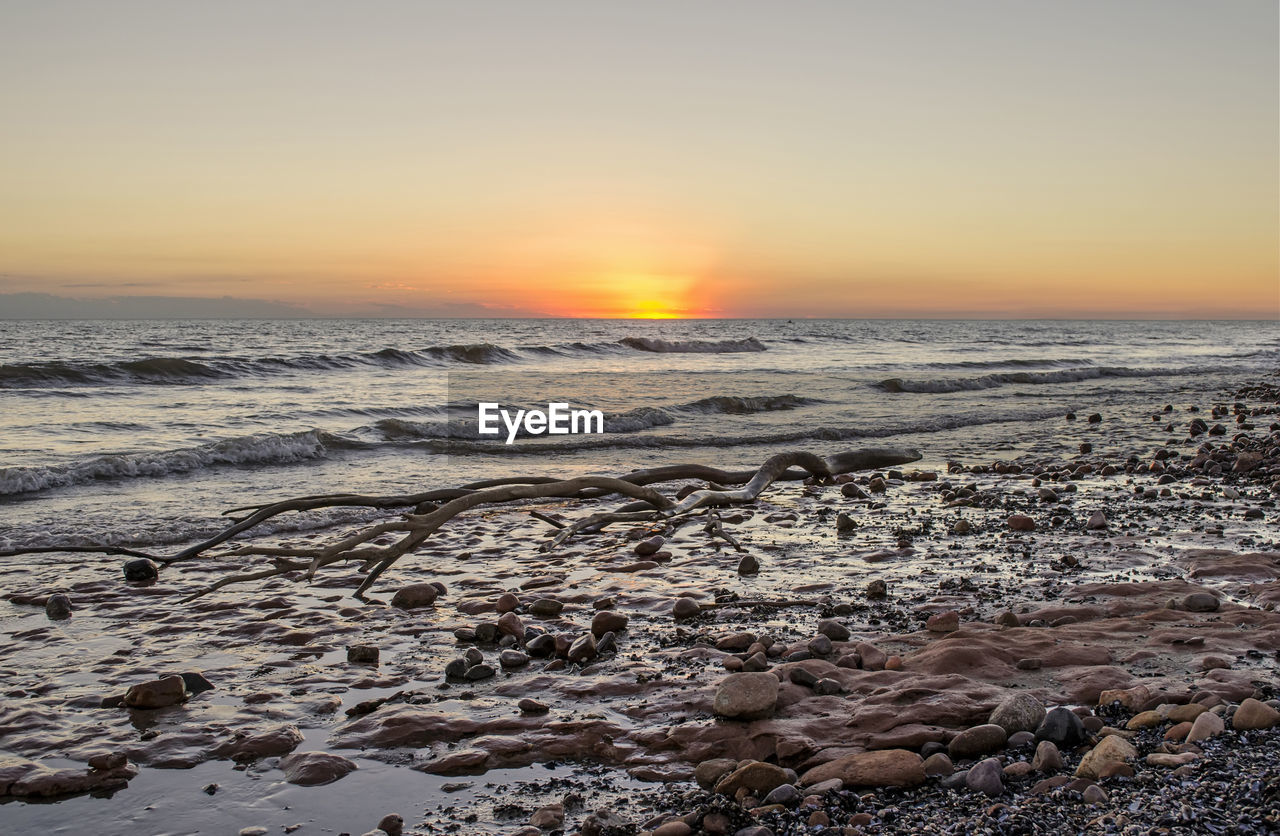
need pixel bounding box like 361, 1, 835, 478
2, 354, 1278, 834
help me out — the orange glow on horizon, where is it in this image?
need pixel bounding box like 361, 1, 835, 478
536, 271, 710, 318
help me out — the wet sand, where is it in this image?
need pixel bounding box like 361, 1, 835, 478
2, 378, 1278, 835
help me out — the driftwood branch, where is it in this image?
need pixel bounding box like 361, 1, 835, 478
3, 447, 920, 602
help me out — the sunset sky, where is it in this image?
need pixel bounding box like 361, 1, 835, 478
1, 1, 1276, 318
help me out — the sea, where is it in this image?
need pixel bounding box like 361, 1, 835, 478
1, 318, 1276, 554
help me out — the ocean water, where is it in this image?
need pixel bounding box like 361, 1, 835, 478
0, 318, 1275, 553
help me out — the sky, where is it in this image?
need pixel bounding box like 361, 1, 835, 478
0, 1, 1276, 319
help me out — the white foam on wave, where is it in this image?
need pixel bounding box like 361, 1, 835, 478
0, 429, 348, 496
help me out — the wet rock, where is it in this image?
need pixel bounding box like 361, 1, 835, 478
635, 536, 664, 556
495, 592, 520, 613
1007, 515, 1036, 532
390, 583, 438, 609
1085, 511, 1107, 530
653, 823, 693, 836
1082, 784, 1108, 805
499, 650, 529, 668
813, 678, 842, 696
789, 667, 819, 688
965, 757, 1003, 797
528, 598, 563, 617
926, 611, 959, 633
922, 752, 953, 776
347, 645, 379, 664
122, 558, 158, 582
988, 693, 1046, 735
762, 783, 800, 806
44, 593, 71, 620
464, 663, 495, 681
948, 724, 1008, 760
1097, 684, 1150, 711
525, 633, 556, 657
497, 611, 524, 638
86, 752, 128, 771
1074, 735, 1136, 780
799, 749, 925, 788
213, 724, 304, 761
716, 632, 757, 652
836, 512, 856, 532
1147, 752, 1198, 767
695, 758, 738, 789
865, 578, 888, 599
1031, 740, 1062, 773
1186, 710, 1224, 742
444, 658, 469, 679
518, 698, 548, 714
854, 641, 887, 671
713, 672, 778, 720
1168, 703, 1207, 723
581, 809, 630, 836
714, 760, 790, 796
737, 554, 760, 575
2, 757, 137, 798
122, 675, 186, 709
672, 597, 701, 619
1126, 710, 1163, 730
952, 519, 971, 535
1232, 698, 1280, 730
376, 814, 404, 836
529, 802, 564, 830
175, 671, 215, 695
816, 619, 851, 641
807, 635, 832, 656
1180, 592, 1220, 612
279, 751, 358, 786
567, 633, 597, 663
591, 610, 628, 637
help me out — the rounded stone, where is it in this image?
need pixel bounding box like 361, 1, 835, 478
122, 558, 159, 582
1035, 706, 1087, 748
948, 724, 1008, 760
712, 672, 779, 720
346, 645, 379, 664
390, 583, 438, 609
965, 757, 1004, 797
988, 693, 1046, 735
672, 597, 701, 619
44, 593, 72, 620
1233, 698, 1280, 730
279, 751, 357, 786
591, 610, 628, 637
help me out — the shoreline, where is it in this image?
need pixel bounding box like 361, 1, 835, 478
1, 377, 1277, 834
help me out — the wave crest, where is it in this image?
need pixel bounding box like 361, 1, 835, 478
0, 429, 354, 496
878, 365, 1206, 394
618, 336, 767, 354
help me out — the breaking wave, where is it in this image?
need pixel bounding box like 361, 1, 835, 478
0, 336, 771, 388
877, 366, 1214, 394
0, 429, 361, 496
618, 336, 767, 354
